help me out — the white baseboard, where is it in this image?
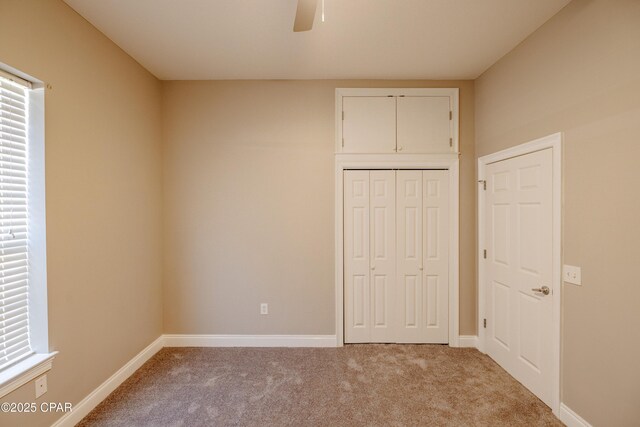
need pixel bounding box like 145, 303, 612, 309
51, 336, 164, 427
458, 335, 479, 348
558, 403, 592, 427
163, 334, 337, 348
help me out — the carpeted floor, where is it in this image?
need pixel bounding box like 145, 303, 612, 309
78, 345, 563, 426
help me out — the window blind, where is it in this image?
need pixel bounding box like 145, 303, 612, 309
0, 76, 31, 370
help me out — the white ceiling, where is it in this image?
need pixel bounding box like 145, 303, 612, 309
63, 0, 571, 80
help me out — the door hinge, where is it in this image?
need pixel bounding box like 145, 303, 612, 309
342, 111, 344, 120
478, 180, 486, 190
342, 137, 344, 147
483, 318, 487, 328
483, 249, 487, 259
449, 110, 453, 120
449, 138, 453, 147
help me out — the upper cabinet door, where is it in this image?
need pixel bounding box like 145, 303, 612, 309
397, 96, 452, 153
342, 96, 396, 153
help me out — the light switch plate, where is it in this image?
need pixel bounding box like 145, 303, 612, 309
260, 303, 268, 315
35, 374, 47, 398
563, 265, 581, 285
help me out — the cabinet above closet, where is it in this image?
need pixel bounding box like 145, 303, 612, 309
335, 88, 459, 154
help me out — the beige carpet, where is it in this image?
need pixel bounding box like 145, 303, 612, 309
79, 345, 562, 426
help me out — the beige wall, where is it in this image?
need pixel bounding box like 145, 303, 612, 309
0, 1, 163, 426
475, 0, 640, 425
162, 80, 476, 336
5, 0, 637, 425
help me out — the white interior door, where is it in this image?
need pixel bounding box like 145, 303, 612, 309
344, 170, 396, 343
342, 97, 396, 153
422, 170, 449, 343
396, 96, 452, 153
485, 149, 554, 406
370, 171, 396, 342
396, 170, 449, 343
345, 170, 449, 344
396, 171, 423, 342
344, 170, 370, 343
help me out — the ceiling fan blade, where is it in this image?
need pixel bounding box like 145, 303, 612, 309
293, 0, 318, 32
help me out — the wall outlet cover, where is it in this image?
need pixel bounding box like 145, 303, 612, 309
563, 264, 581, 285
35, 374, 47, 398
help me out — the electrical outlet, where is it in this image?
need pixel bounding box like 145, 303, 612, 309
260, 303, 268, 315
35, 374, 47, 398
563, 264, 582, 285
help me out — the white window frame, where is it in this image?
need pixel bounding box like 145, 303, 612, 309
0, 65, 55, 399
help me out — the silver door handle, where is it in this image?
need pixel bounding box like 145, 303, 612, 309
532, 286, 550, 295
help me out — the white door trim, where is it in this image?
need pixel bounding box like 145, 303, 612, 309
335, 153, 460, 347
477, 132, 562, 414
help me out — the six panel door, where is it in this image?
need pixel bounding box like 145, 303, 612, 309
344, 170, 449, 344
485, 149, 553, 406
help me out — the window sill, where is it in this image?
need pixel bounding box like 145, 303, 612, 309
0, 352, 58, 399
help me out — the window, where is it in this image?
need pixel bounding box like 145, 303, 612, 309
0, 75, 31, 370
0, 68, 53, 398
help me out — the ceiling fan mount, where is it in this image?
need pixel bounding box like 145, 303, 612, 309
293, 0, 320, 32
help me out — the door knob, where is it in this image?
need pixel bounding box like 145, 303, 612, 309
371, 266, 375, 270
532, 286, 550, 295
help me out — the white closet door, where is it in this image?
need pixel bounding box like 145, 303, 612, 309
397, 96, 452, 153
422, 171, 449, 343
370, 171, 396, 342
396, 170, 449, 343
342, 97, 396, 153
345, 169, 449, 344
344, 170, 371, 343
396, 171, 424, 342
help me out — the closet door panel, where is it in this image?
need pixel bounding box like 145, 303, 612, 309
397, 96, 452, 153
370, 171, 396, 342
344, 169, 450, 345
396, 171, 423, 342
342, 97, 396, 153
344, 170, 371, 343
422, 170, 449, 343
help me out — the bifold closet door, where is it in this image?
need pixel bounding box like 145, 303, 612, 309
345, 170, 448, 344
422, 170, 449, 343
396, 170, 449, 343
344, 170, 396, 343
370, 171, 396, 342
